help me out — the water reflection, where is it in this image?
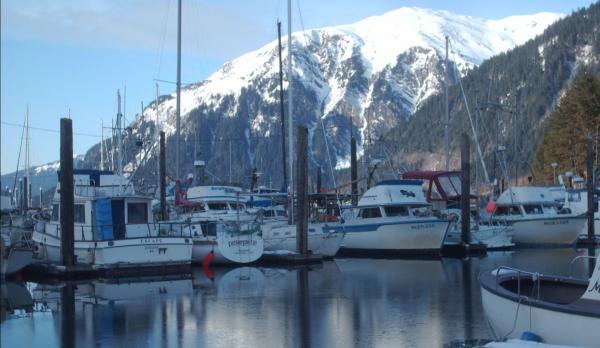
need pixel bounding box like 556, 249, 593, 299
1, 248, 598, 348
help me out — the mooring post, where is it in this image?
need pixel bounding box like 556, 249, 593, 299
351, 136, 358, 205
586, 133, 595, 243
296, 126, 309, 256
159, 131, 167, 221
60, 118, 75, 268
316, 166, 322, 193
461, 133, 471, 245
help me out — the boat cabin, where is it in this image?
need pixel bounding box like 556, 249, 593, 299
186, 185, 247, 214
354, 180, 432, 219
402, 171, 475, 211
493, 187, 565, 219
46, 170, 158, 241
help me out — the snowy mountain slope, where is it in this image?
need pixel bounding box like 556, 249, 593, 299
85, 7, 562, 188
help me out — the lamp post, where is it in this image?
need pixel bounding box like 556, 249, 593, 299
551, 162, 558, 185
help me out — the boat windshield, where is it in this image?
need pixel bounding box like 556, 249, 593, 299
542, 205, 557, 214
359, 207, 382, 219
439, 175, 461, 199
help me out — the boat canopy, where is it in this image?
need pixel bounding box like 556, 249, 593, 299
358, 180, 427, 206
403, 170, 475, 202
496, 187, 559, 206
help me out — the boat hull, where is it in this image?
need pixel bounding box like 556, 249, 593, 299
481, 286, 600, 346
336, 218, 449, 253
510, 217, 585, 245
472, 225, 514, 250
32, 231, 192, 267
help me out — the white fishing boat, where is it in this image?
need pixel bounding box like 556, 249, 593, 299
333, 180, 451, 255
491, 187, 586, 245
403, 171, 514, 250
479, 257, 600, 347
260, 221, 344, 257
31, 170, 192, 268
171, 184, 264, 264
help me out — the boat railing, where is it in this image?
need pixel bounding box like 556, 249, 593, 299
568, 255, 598, 278
494, 266, 542, 301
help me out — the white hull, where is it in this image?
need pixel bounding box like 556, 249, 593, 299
340, 218, 449, 252
579, 218, 600, 237
510, 217, 585, 245
32, 231, 192, 267
262, 224, 323, 253
472, 225, 514, 249
1, 248, 33, 275
481, 287, 600, 347
314, 231, 345, 257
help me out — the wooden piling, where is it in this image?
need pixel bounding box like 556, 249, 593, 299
296, 126, 309, 256
460, 133, 471, 245
586, 133, 596, 243
159, 131, 167, 221
317, 166, 322, 193
60, 118, 75, 268
60, 283, 75, 347
351, 136, 358, 205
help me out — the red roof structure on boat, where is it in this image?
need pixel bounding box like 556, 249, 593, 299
402, 170, 475, 203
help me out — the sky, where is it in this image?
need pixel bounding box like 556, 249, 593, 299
1, 0, 596, 175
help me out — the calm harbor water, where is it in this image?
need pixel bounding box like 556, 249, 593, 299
1, 247, 597, 348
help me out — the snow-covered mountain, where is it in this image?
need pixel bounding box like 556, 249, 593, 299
86, 7, 562, 188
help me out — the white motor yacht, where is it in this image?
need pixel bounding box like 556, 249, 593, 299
31, 170, 192, 268
491, 187, 586, 245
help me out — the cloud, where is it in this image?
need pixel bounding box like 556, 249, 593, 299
2, 0, 277, 60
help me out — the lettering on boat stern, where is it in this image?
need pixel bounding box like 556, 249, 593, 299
411, 223, 435, 230
141, 238, 164, 243
543, 220, 568, 225
589, 279, 600, 293
228, 239, 258, 247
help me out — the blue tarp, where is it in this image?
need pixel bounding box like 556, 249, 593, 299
95, 199, 114, 240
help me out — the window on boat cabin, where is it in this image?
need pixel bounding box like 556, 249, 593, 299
384, 205, 409, 217
51, 204, 59, 221
207, 202, 228, 211
264, 210, 275, 217
409, 205, 431, 217
542, 205, 557, 214
523, 204, 543, 215
201, 222, 217, 236
277, 210, 287, 217
127, 202, 148, 224
359, 207, 382, 219
495, 205, 521, 216
229, 202, 245, 211
439, 176, 459, 199
74, 204, 86, 223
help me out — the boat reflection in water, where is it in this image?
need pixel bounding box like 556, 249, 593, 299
1, 248, 598, 347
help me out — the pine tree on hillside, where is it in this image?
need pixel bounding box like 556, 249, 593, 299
533, 72, 600, 184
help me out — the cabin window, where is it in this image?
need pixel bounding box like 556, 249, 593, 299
384, 205, 409, 217
277, 210, 287, 217
208, 203, 228, 211
542, 205, 557, 214
359, 207, 382, 219
201, 222, 217, 236
74, 204, 86, 223
495, 206, 521, 216
127, 202, 148, 224
230, 203, 245, 211
264, 210, 274, 217
51, 204, 59, 221
523, 205, 543, 215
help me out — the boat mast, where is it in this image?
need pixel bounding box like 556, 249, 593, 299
175, 0, 182, 180
116, 89, 123, 176
100, 119, 104, 170
277, 20, 288, 192
156, 83, 161, 184
25, 105, 30, 208
444, 36, 450, 169
287, 0, 294, 224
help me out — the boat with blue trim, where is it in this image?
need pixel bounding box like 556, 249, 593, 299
334, 180, 451, 256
